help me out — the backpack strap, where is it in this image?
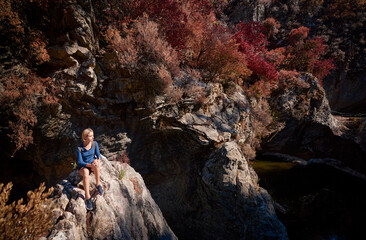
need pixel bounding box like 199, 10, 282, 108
78, 142, 96, 155
92, 141, 96, 158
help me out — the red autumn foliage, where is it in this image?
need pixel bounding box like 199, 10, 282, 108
104, 15, 180, 103
182, 3, 250, 83
96, 0, 188, 50
277, 69, 310, 89
287, 26, 309, 45
234, 19, 335, 91
282, 27, 336, 84
262, 17, 281, 38
0, 74, 57, 156
234, 21, 278, 83
128, 0, 188, 50
0, 0, 24, 36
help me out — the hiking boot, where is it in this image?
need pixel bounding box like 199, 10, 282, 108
85, 198, 93, 211
97, 185, 104, 195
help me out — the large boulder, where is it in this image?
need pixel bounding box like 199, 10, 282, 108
47, 156, 177, 240
199, 142, 288, 240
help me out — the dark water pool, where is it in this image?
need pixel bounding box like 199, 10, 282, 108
251, 160, 366, 240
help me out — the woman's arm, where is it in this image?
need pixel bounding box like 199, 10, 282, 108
77, 147, 88, 168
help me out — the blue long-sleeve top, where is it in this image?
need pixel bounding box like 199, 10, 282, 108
76, 141, 101, 169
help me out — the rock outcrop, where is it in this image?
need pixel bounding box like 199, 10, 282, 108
200, 142, 288, 240
125, 84, 288, 240
47, 156, 177, 240
261, 74, 366, 174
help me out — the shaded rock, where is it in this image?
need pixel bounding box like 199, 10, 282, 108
272, 73, 342, 135
48, 157, 177, 240
263, 74, 366, 174
262, 119, 366, 173
59, 1, 98, 53
324, 71, 366, 113
307, 158, 366, 181
126, 84, 287, 240
200, 142, 288, 240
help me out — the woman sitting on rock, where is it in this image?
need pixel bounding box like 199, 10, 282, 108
76, 128, 104, 210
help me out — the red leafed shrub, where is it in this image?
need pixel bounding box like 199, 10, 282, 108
97, 0, 188, 50
181, 3, 250, 83
29, 30, 50, 65
262, 17, 281, 38
234, 21, 268, 52
129, 0, 188, 50
283, 30, 335, 84
247, 54, 278, 82
234, 21, 279, 83
105, 15, 180, 103
266, 47, 286, 66
287, 26, 309, 45
0, 74, 57, 156
0, 1, 24, 35
277, 69, 310, 89
312, 58, 336, 83
246, 79, 273, 98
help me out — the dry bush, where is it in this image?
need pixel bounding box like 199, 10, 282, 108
166, 85, 184, 104
181, 2, 250, 83
246, 79, 273, 98
28, 30, 50, 65
174, 68, 208, 104
262, 17, 281, 38
113, 152, 131, 165
0, 182, 54, 240
0, 0, 24, 35
278, 69, 310, 89
0, 0, 54, 67
239, 142, 257, 160
185, 83, 207, 104
326, 0, 366, 19
105, 14, 181, 103
0, 73, 57, 156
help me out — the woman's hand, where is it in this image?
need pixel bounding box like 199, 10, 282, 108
92, 158, 101, 167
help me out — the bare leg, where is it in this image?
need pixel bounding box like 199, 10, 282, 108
95, 165, 100, 186
79, 168, 91, 199
91, 159, 101, 186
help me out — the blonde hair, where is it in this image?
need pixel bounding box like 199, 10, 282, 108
81, 128, 93, 141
